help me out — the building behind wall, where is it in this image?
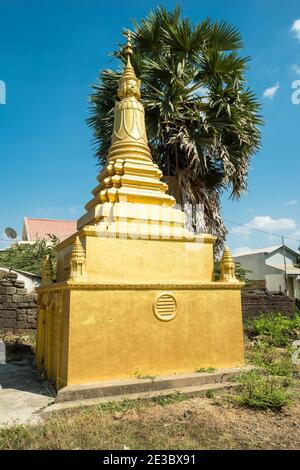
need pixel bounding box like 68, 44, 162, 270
234, 245, 300, 300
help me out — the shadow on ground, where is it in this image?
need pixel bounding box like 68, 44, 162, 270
0, 362, 55, 428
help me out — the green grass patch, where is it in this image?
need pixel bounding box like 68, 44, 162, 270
246, 340, 298, 378
232, 370, 293, 411
245, 313, 300, 347
150, 392, 187, 406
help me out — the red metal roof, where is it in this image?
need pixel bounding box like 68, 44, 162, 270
23, 218, 77, 242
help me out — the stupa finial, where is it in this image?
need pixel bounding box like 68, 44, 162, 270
118, 30, 141, 100
123, 30, 133, 60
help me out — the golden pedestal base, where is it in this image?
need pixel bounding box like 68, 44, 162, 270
36, 231, 244, 388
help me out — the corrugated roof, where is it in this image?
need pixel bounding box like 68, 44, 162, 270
267, 264, 300, 275
24, 218, 77, 242
234, 246, 281, 256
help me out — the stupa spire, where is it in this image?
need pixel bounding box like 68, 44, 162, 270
82, 31, 176, 219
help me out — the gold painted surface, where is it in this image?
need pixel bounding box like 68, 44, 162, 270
78, 32, 178, 230
36, 33, 245, 388
37, 286, 243, 385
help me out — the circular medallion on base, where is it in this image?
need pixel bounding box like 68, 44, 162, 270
153, 292, 177, 321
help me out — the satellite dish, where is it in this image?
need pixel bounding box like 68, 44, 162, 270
5, 227, 17, 239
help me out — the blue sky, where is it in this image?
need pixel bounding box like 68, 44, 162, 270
0, 0, 299, 254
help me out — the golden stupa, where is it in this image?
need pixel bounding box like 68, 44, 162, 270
36, 34, 244, 389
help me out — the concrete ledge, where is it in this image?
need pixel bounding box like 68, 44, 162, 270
56, 366, 252, 403
44, 382, 240, 415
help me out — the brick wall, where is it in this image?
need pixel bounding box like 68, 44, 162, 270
0, 271, 37, 333
242, 288, 300, 320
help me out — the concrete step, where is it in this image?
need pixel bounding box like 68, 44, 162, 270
44, 381, 240, 415
56, 366, 252, 403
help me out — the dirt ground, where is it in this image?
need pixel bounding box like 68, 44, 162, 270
1, 393, 299, 450
111, 395, 300, 450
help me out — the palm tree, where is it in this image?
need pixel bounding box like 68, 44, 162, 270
88, 6, 262, 255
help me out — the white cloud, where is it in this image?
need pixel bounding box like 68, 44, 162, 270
230, 216, 296, 239
249, 216, 296, 231
292, 64, 300, 75
263, 83, 280, 99
291, 229, 300, 238
233, 247, 252, 256
291, 19, 300, 41
230, 225, 252, 239
283, 200, 297, 206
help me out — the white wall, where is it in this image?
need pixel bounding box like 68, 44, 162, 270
266, 249, 296, 267
234, 253, 266, 280
292, 277, 300, 300
0, 268, 40, 293
266, 273, 286, 293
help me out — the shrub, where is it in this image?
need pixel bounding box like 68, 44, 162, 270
245, 313, 300, 347
233, 370, 293, 411
247, 340, 298, 377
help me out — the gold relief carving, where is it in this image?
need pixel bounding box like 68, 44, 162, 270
153, 292, 177, 322
38, 281, 244, 292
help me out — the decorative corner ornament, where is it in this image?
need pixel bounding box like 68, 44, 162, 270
219, 247, 238, 283
69, 236, 87, 280
41, 255, 53, 287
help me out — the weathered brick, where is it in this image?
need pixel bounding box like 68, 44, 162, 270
0, 280, 13, 287
0, 273, 38, 332
6, 272, 18, 280
16, 288, 26, 294
27, 317, 36, 324
17, 314, 27, 321
12, 294, 24, 303
2, 319, 17, 328
0, 295, 13, 303
25, 309, 37, 316
0, 303, 16, 310
14, 281, 25, 288
5, 287, 17, 295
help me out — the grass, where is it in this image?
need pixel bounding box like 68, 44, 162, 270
246, 340, 298, 377
195, 367, 216, 373
150, 392, 187, 406
232, 370, 293, 411
134, 372, 156, 380
232, 312, 300, 411
0, 407, 226, 450
245, 313, 300, 347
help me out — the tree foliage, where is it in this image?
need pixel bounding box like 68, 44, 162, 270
0, 236, 59, 276
88, 6, 262, 254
